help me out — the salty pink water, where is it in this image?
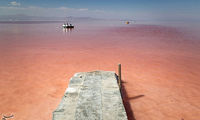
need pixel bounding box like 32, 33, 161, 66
0, 21, 200, 120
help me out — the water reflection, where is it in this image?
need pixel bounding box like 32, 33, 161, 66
62, 28, 73, 33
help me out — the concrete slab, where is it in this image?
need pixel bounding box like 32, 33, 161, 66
53, 71, 127, 120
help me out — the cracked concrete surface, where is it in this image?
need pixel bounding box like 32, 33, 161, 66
53, 71, 127, 120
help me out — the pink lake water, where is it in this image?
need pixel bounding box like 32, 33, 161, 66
0, 20, 200, 120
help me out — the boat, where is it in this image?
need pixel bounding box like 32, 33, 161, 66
62, 23, 74, 29
126, 21, 130, 24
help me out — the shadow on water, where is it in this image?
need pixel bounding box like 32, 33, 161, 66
121, 80, 145, 120
128, 95, 145, 101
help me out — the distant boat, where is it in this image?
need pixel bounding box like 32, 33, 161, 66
62, 23, 74, 29
126, 21, 130, 24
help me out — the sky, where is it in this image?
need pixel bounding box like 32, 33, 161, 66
0, 0, 200, 21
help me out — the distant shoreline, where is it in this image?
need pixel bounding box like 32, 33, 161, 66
0, 20, 65, 24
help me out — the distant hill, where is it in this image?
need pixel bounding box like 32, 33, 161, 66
0, 14, 103, 22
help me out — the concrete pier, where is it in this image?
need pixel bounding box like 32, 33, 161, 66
53, 71, 127, 120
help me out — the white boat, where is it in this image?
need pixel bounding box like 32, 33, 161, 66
62, 23, 74, 28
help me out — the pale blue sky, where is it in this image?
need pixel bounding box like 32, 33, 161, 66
0, 0, 199, 20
